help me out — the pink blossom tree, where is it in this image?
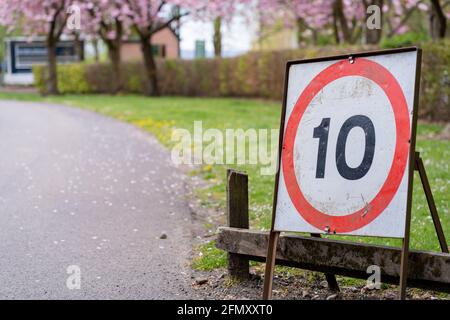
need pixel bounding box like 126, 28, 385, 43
0, 0, 75, 94
202, 0, 247, 57
384, 0, 425, 37
125, 0, 205, 96
256, 0, 366, 46
256, 0, 335, 46
334, 0, 366, 44
81, 0, 133, 94
428, 0, 447, 39
256, 0, 445, 46
387, 0, 449, 40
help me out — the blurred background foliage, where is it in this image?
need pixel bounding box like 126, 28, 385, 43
33, 40, 450, 121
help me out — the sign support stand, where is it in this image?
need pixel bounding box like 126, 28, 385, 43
399, 206, 412, 300
262, 231, 279, 299
399, 151, 448, 299
415, 152, 449, 253
263, 232, 340, 299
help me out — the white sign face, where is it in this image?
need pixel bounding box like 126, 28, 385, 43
274, 49, 419, 238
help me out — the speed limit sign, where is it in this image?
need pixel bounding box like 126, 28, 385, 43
273, 48, 421, 238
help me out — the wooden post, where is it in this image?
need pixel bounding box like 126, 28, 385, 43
217, 227, 450, 293
226, 169, 250, 280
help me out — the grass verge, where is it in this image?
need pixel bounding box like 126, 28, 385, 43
0, 92, 448, 271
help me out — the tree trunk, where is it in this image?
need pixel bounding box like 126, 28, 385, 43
311, 29, 319, 46
100, 19, 124, 94
429, 0, 447, 40
92, 39, 99, 62
332, 9, 341, 44
296, 18, 305, 47
365, 0, 383, 44
213, 17, 222, 57
106, 42, 123, 94
140, 36, 160, 96
74, 32, 83, 61
334, 0, 353, 43
46, 38, 59, 95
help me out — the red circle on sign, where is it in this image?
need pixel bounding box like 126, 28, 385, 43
282, 58, 410, 233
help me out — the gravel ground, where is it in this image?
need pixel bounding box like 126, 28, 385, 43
189, 268, 448, 300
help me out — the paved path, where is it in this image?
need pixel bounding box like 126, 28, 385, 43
0, 100, 199, 299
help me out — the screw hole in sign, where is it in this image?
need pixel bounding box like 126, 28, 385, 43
282, 58, 410, 233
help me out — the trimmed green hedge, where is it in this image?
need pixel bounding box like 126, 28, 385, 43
34, 41, 450, 121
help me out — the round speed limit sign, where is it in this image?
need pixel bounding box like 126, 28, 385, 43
274, 49, 420, 238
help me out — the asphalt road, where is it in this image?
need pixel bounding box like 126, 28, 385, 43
0, 100, 200, 299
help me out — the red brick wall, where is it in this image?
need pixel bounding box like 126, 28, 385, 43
121, 28, 179, 61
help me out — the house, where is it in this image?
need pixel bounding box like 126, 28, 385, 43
1, 36, 83, 85
1, 26, 178, 86
121, 27, 180, 61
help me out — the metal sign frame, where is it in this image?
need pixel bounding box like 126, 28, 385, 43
263, 47, 448, 300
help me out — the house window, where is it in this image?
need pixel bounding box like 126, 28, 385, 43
151, 45, 166, 58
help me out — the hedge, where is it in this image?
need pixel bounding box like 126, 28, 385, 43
33, 41, 450, 121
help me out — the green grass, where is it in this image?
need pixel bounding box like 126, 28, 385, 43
1, 92, 448, 270
417, 122, 444, 137
192, 241, 227, 271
